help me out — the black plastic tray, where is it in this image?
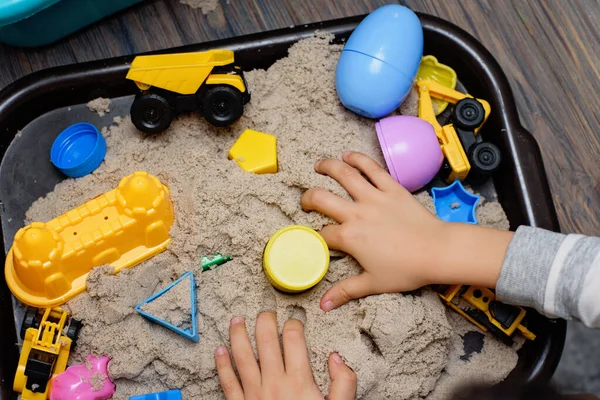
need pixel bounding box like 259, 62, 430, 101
0, 13, 565, 399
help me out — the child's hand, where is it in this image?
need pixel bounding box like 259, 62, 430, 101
301, 152, 513, 311
215, 312, 356, 400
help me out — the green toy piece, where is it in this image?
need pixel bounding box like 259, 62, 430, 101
201, 254, 232, 271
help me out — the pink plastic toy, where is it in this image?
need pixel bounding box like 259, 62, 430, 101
50, 355, 115, 400
376, 115, 443, 192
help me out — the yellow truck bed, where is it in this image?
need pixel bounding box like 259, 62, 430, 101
126, 49, 236, 95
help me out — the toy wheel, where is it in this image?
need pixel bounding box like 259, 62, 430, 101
469, 141, 501, 175
202, 85, 244, 127
20, 308, 39, 340
453, 98, 485, 130
437, 159, 452, 180
131, 94, 173, 134
66, 319, 82, 344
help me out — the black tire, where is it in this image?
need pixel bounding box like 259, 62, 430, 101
437, 159, 452, 180
66, 319, 82, 343
453, 98, 485, 130
20, 308, 39, 340
201, 85, 244, 127
131, 93, 173, 134
469, 141, 501, 176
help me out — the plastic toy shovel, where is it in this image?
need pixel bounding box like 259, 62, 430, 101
136, 272, 199, 342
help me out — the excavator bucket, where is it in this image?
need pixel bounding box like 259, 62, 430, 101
416, 55, 457, 115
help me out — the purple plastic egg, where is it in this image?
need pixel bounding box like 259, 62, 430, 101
376, 115, 443, 192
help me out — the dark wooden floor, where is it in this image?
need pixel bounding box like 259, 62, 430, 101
0, 0, 598, 235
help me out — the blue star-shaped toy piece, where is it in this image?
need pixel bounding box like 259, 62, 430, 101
431, 180, 480, 224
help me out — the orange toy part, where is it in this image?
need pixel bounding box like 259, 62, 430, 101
5, 171, 174, 308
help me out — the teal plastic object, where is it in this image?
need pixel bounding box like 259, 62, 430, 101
129, 390, 182, 400
431, 180, 480, 224
0, 0, 144, 47
136, 272, 199, 343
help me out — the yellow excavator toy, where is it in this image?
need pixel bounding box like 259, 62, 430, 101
14, 307, 81, 400
437, 285, 536, 344
126, 49, 251, 134
417, 79, 501, 184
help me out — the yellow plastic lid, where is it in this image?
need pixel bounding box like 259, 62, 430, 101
263, 226, 330, 293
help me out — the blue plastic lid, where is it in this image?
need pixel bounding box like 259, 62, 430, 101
0, 0, 61, 27
343, 4, 423, 81
50, 122, 106, 178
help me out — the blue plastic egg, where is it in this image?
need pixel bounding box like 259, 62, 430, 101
335, 5, 424, 118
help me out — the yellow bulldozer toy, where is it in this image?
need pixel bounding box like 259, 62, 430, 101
126, 49, 251, 134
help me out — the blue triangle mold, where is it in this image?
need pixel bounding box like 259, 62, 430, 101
136, 271, 199, 342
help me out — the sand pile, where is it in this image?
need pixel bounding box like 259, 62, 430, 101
25, 33, 518, 399
87, 97, 111, 117
180, 0, 220, 14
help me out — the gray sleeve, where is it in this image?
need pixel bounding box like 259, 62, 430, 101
496, 226, 600, 329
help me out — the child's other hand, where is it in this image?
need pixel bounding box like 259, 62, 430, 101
302, 152, 511, 312
215, 312, 356, 400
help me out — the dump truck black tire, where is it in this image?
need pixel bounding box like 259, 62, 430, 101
469, 142, 502, 177
20, 308, 39, 340
131, 93, 173, 134
202, 85, 244, 127
453, 98, 485, 130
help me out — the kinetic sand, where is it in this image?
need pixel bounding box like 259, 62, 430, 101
180, 0, 220, 14
25, 33, 517, 399
87, 97, 112, 117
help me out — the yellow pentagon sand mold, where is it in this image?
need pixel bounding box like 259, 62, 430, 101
4, 171, 174, 308
228, 129, 278, 174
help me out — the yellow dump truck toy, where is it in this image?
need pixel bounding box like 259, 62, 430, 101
14, 307, 81, 400
417, 79, 502, 184
126, 49, 251, 134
